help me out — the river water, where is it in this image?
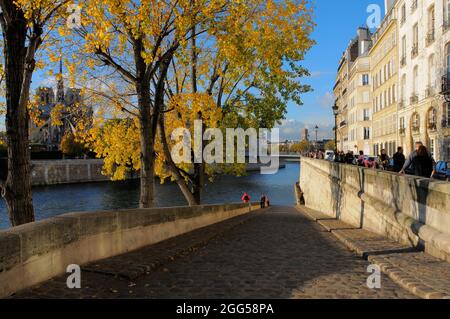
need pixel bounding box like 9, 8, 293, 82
0, 162, 300, 229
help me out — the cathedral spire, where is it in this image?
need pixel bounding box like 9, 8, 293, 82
56, 54, 64, 103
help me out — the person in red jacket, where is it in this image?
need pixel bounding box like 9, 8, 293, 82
241, 192, 251, 203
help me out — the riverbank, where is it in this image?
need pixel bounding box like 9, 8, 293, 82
27, 159, 286, 186
0, 162, 299, 229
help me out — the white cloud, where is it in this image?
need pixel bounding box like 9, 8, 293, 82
275, 119, 334, 141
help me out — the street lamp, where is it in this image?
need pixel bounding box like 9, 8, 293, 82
332, 103, 339, 153
314, 125, 319, 150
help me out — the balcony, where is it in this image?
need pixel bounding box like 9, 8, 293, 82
425, 86, 435, 98
411, 0, 418, 13
412, 126, 420, 134
400, 55, 406, 67
339, 120, 347, 128
399, 127, 406, 135
426, 30, 435, 46
410, 94, 418, 104
441, 73, 450, 95
411, 44, 418, 59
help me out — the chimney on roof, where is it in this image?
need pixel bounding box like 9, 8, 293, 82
384, 0, 395, 14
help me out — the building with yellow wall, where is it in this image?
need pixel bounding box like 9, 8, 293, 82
369, 7, 399, 157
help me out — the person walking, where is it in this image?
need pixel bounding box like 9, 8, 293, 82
411, 145, 434, 178
241, 192, 251, 204
260, 194, 266, 209
393, 147, 406, 173
400, 142, 436, 177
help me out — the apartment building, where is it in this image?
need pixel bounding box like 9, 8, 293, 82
334, 28, 373, 153
369, 6, 399, 157
334, 53, 349, 152
397, 0, 448, 160
334, 0, 450, 161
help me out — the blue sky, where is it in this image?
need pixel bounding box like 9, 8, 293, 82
278, 0, 384, 141
1, 0, 385, 140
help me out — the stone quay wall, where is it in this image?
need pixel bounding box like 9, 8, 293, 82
0, 202, 260, 297
30, 159, 112, 186
299, 157, 450, 263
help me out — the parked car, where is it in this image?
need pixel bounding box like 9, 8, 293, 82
433, 161, 450, 181
325, 150, 335, 161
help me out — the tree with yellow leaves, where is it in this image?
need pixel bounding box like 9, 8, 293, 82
66, 0, 262, 208
156, 0, 314, 205
0, 0, 70, 226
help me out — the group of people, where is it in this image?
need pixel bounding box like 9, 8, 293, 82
334, 141, 435, 178
241, 192, 270, 208
307, 151, 325, 160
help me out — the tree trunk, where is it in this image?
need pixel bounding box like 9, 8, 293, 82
158, 115, 197, 206
0, 9, 35, 226
137, 83, 155, 208
190, 24, 204, 205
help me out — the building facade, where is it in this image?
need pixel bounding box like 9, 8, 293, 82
369, 7, 399, 157
30, 62, 92, 150
334, 0, 450, 161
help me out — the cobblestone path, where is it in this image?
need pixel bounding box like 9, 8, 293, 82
13, 206, 415, 299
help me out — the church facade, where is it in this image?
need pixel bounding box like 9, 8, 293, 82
30, 62, 92, 150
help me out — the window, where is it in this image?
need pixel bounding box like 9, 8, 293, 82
447, 103, 450, 125
392, 84, 396, 102
401, 75, 406, 105
363, 127, 370, 140
428, 108, 437, 129
427, 5, 435, 43
401, 4, 406, 23
429, 139, 435, 158
402, 36, 406, 58
412, 113, 420, 132
362, 74, 369, 86
413, 66, 419, 96
447, 43, 450, 74
428, 54, 435, 89
447, 0, 450, 25
363, 109, 370, 121
412, 23, 419, 57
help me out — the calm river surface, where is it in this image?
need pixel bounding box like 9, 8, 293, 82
0, 162, 300, 229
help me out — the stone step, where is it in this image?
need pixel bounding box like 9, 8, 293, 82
332, 228, 414, 258
368, 252, 450, 299
295, 206, 334, 221
296, 205, 450, 299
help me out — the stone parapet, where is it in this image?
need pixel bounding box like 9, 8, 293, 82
299, 158, 450, 262
0, 202, 259, 298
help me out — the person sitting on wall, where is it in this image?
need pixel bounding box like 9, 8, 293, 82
393, 147, 406, 173
365, 157, 377, 169
357, 151, 365, 167
378, 149, 390, 170
399, 142, 436, 177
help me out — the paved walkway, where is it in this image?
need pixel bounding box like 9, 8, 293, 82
12, 206, 415, 299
